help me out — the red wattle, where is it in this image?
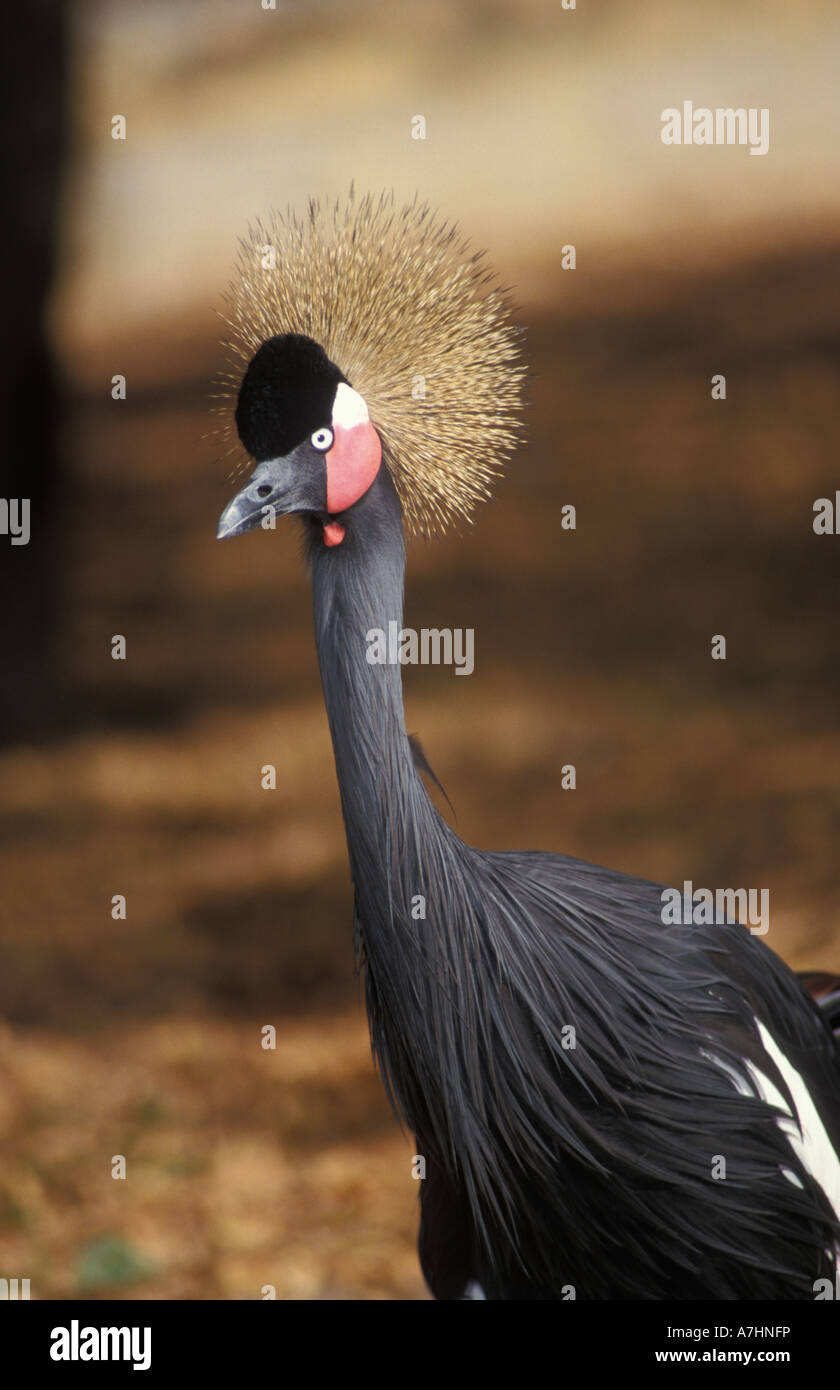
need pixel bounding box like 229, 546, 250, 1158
323, 521, 346, 547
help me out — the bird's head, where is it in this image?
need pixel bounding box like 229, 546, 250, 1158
214, 190, 524, 544
217, 333, 382, 548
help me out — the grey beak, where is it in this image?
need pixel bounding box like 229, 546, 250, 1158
217, 457, 294, 540
216, 487, 267, 540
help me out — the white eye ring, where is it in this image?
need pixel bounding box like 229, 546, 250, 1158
310, 427, 334, 452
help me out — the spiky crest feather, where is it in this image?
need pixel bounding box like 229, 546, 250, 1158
214, 188, 525, 535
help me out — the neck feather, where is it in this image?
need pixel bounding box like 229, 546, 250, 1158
308, 468, 447, 922
305, 469, 488, 1227
305, 471, 540, 1268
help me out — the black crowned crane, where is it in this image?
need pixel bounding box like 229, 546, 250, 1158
215, 191, 840, 1300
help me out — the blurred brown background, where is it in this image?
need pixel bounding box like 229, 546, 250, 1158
1, 0, 839, 1299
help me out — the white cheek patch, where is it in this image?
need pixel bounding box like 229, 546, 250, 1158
332, 381, 370, 429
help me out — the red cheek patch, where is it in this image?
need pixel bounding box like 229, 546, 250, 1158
325, 421, 382, 514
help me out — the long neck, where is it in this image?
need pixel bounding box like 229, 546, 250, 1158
306, 471, 493, 1193
308, 468, 447, 927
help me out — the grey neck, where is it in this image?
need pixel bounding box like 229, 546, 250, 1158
307, 467, 447, 926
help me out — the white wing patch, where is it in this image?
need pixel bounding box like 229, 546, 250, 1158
751, 1018, 840, 1223
462, 1280, 487, 1300
705, 1019, 840, 1223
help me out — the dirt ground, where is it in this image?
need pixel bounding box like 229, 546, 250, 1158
1, 243, 839, 1298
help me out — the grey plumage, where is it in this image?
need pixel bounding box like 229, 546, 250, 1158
216, 193, 840, 1299
302, 462, 840, 1299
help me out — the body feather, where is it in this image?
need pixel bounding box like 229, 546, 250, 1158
217, 192, 840, 1299
307, 464, 840, 1300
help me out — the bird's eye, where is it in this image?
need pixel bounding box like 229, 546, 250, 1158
310, 427, 334, 451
